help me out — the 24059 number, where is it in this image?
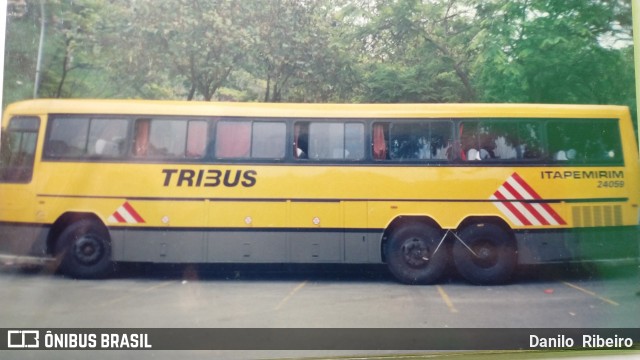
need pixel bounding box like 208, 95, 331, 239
597, 180, 625, 188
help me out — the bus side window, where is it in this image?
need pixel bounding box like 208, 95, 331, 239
186, 121, 208, 158
345, 123, 365, 160
517, 122, 544, 159
134, 118, 202, 159
583, 121, 622, 163
88, 119, 129, 157
215, 121, 251, 159
134, 119, 150, 157
293, 122, 309, 159
548, 122, 579, 162
430, 122, 453, 160
372, 123, 388, 160
149, 120, 187, 157
389, 123, 423, 160
305, 122, 364, 161
252, 122, 286, 159
46, 117, 130, 159
376, 121, 451, 161
461, 120, 543, 161
309, 123, 343, 159
548, 120, 622, 164
460, 122, 479, 161
46, 117, 89, 157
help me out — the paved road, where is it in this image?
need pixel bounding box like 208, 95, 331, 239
1, 261, 639, 359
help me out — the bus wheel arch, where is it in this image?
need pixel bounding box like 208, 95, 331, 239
453, 217, 517, 285
49, 212, 113, 279
382, 216, 449, 285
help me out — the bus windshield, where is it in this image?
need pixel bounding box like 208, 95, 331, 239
0, 117, 39, 183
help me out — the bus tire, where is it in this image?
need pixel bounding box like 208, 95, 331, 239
385, 223, 448, 285
452, 223, 516, 285
55, 219, 113, 279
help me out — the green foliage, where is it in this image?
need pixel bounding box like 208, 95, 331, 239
38, 0, 110, 98
244, 0, 355, 102
343, 0, 481, 102
3, 2, 41, 106
2, 0, 636, 120
473, 0, 634, 106
97, 0, 255, 100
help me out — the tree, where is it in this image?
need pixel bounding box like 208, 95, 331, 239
2, 0, 634, 111
246, 0, 354, 102
99, 0, 252, 100
38, 0, 107, 98
4, 0, 42, 106
472, 0, 635, 105
345, 0, 479, 102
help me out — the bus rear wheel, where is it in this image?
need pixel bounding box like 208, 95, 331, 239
385, 223, 448, 285
452, 223, 516, 285
55, 219, 113, 279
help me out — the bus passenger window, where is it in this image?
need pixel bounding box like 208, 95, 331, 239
584, 122, 621, 162
345, 123, 365, 160
134, 118, 203, 159
216, 121, 251, 159
47, 116, 129, 159
215, 121, 285, 160
46, 117, 89, 157
460, 120, 543, 161
381, 121, 452, 161
389, 123, 429, 160
309, 123, 344, 159
461, 122, 497, 161
517, 122, 543, 159
186, 121, 208, 158
252, 122, 286, 159
88, 119, 128, 157
148, 120, 187, 157
549, 122, 583, 162
372, 123, 388, 160
133, 119, 150, 156
294, 123, 309, 159
548, 120, 622, 164
306, 122, 364, 161
492, 121, 543, 160
430, 122, 453, 160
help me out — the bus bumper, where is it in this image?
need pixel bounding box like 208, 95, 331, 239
516, 225, 640, 265
0, 222, 50, 259
0, 254, 55, 267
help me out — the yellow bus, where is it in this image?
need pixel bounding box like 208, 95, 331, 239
1, 99, 638, 284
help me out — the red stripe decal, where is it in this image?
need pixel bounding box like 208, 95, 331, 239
512, 173, 566, 224
493, 191, 532, 226
501, 181, 549, 225
539, 202, 566, 225
112, 211, 126, 223
511, 172, 541, 199
494, 172, 567, 225
122, 202, 145, 223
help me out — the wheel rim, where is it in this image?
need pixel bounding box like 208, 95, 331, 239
72, 234, 104, 266
470, 239, 499, 269
401, 237, 431, 268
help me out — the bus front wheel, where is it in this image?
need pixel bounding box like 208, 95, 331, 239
452, 223, 516, 285
55, 219, 113, 279
385, 223, 448, 284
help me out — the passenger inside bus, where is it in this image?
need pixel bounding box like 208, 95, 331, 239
294, 124, 309, 159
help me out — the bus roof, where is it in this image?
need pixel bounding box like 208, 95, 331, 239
3, 98, 631, 121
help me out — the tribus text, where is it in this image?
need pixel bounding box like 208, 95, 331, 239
162, 169, 257, 188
